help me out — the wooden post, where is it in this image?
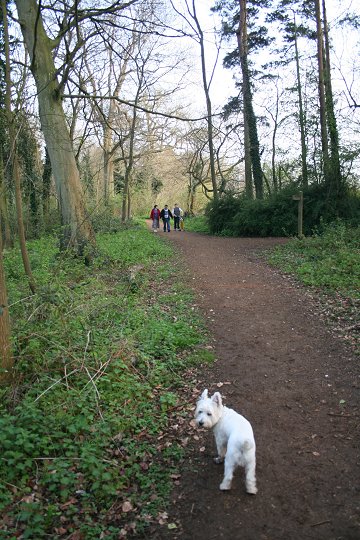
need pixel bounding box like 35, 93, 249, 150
292, 191, 304, 238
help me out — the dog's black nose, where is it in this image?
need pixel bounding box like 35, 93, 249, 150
198, 420, 204, 427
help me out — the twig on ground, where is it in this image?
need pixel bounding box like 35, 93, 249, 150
34, 369, 79, 402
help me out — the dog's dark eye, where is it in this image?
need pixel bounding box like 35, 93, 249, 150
207, 412, 212, 416
198, 410, 203, 414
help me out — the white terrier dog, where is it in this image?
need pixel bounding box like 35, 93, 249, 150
194, 389, 257, 494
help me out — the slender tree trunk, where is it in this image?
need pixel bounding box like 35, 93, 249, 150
42, 147, 52, 220
322, 0, 343, 202
29, 170, 39, 235
13, 152, 36, 293
237, 0, 263, 199
240, 1, 253, 199
0, 227, 13, 378
187, 175, 195, 214
192, 0, 218, 200
243, 106, 253, 198
3, 0, 36, 294
121, 70, 141, 222
271, 84, 280, 193
315, 0, 329, 179
0, 147, 12, 248
127, 188, 131, 220
15, 0, 96, 255
294, 14, 308, 187
103, 126, 113, 204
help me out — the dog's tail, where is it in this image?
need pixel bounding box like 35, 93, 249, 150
242, 439, 254, 452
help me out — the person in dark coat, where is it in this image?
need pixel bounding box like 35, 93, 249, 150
160, 205, 173, 232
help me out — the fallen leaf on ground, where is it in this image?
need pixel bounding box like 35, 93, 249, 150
122, 501, 133, 513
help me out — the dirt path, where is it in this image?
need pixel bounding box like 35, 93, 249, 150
152, 229, 359, 540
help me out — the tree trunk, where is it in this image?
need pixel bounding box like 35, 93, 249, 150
294, 14, 308, 187
0, 147, 13, 248
121, 72, 140, 222
127, 187, 131, 220
42, 147, 52, 220
322, 0, 343, 203
3, 0, 36, 294
0, 226, 13, 378
103, 124, 116, 204
237, 0, 263, 199
243, 112, 253, 198
15, 0, 96, 255
192, 0, 218, 200
315, 0, 329, 178
13, 149, 36, 293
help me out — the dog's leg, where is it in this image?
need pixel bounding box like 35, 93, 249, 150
214, 437, 226, 464
244, 453, 257, 495
219, 454, 236, 490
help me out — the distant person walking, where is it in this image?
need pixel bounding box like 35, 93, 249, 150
150, 204, 161, 232
160, 205, 173, 232
172, 203, 183, 231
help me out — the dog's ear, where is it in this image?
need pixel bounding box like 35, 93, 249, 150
200, 389, 208, 400
211, 392, 222, 407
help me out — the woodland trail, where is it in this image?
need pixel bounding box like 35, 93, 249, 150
152, 227, 359, 540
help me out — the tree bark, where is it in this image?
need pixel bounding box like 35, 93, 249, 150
191, 0, 218, 200
321, 0, 343, 202
0, 226, 13, 378
0, 147, 12, 248
15, 0, 96, 255
42, 147, 52, 220
243, 113, 253, 198
237, 0, 263, 199
121, 110, 136, 222
315, 0, 329, 178
293, 13, 308, 188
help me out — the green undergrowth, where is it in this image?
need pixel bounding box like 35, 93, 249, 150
182, 215, 210, 234
1, 222, 213, 539
267, 221, 360, 353
268, 221, 360, 298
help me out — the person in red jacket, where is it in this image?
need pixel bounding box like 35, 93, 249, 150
150, 204, 161, 232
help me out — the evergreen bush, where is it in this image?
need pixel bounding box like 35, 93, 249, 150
205, 184, 360, 237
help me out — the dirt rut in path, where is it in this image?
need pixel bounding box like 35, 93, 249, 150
154, 230, 359, 540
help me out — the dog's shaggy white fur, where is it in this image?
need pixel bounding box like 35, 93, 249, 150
194, 389, 257, 494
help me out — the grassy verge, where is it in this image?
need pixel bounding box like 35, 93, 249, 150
1, 222, 214, 539
182, 215, 209, 234
267, 221, 360, 351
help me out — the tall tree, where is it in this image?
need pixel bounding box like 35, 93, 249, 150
190, 0, 218, 200
214, 0, 271, 199
293, 12, 308, 187
170, 0, 219, 200
266, 0, 328, 188
14, 0, 113, 254
314, 0, 329, 177
237, 0, 264, 198
82, 23, 137, 206
0, 225, 12, 377
320, 0, 343, 204
3, 0, 35, 293
0, 0, 13, 374
0, 0, 12, 248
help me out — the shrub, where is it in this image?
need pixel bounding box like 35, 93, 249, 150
205, 184, 360, 237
